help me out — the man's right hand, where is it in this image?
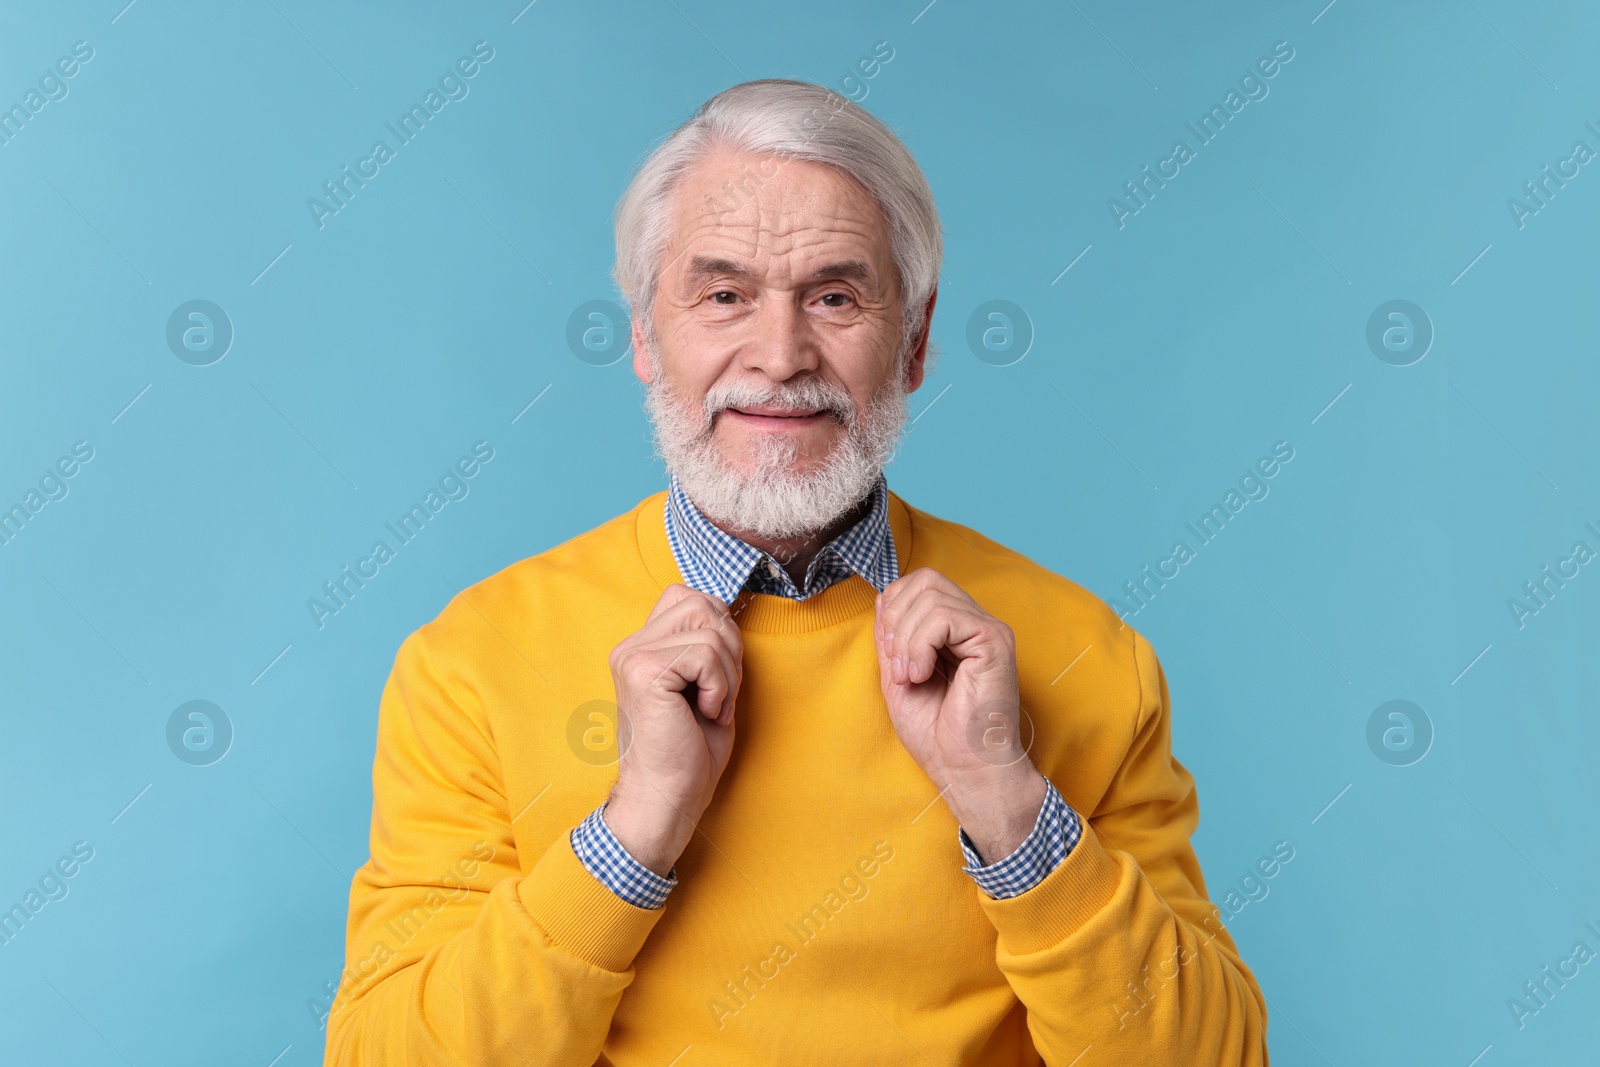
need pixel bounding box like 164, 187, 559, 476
602, 583, 744, 877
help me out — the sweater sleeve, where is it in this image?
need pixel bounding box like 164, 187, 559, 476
978, 630, 1270, 1064
322, 628, 664, 1066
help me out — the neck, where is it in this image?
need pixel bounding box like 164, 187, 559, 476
708, 486, 876, 589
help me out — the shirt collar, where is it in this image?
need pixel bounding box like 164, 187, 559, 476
663, 472, 899, 605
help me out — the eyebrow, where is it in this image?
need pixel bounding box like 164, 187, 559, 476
683, 255, 878, 287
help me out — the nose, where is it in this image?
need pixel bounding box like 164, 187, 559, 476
741, 292, 820, 382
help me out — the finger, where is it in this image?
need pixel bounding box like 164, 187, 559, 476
875, 582, 917, 680
881, 565, 963, 609
640, 630, 740, 720
677, 640, 732, 720
640, 630, 732, 713
704, 624, 742, 723
645, 582, 704, 625
876, 581, 924, 684
702, 625, 743, 725
876, 567, 961, 643
644, 635, 734, 720
889, 595, 942, 685
668, 598, 742, 703
888, 589, 962, 678
648, 589, 741, 645
898, 596, 990, 685
875, 567, 929, 623
647, 595, 744, 711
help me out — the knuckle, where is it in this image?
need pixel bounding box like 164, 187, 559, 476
681, 597, 719, 629
619, 648, 649, 680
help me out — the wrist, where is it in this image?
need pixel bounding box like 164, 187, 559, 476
948, 764, 1047, 865
603, 780, 700, 876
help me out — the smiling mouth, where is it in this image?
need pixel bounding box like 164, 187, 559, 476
723, 406, 834, 423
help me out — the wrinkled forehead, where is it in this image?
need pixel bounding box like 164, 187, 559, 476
660, 149, 897, 293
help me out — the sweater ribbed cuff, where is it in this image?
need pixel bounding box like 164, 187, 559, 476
978, 819, 1123, 956
516, 832, 666, 973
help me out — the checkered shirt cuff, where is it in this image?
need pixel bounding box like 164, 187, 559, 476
959, 777, 1081, 900
571, 804, 677, 910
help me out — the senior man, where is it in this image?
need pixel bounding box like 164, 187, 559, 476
325, 79, 1268, 1065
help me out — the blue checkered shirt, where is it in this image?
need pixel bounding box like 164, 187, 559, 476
571, 472, 1081, 906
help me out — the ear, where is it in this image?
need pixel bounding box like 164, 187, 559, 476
903, 287, 938, 393
631, 312, 653, 384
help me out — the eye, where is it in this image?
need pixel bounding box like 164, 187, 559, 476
710, 290, 739, 305
819, 292, 852, 308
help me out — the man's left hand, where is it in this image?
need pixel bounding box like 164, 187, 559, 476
873, 567, 1048, 864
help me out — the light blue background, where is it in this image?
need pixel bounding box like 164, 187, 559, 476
2, 1, 1597, 1063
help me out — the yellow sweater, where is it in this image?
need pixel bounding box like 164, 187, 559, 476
324, 489, 1268, 1065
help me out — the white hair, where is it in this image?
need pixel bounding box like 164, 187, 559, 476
612, 78, 943, 359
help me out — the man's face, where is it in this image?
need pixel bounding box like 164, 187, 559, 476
634, 148, 931, 537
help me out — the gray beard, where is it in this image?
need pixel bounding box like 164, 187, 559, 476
642, 344, 910, 540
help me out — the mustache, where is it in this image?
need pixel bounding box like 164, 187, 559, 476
700, 377, 857, 427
